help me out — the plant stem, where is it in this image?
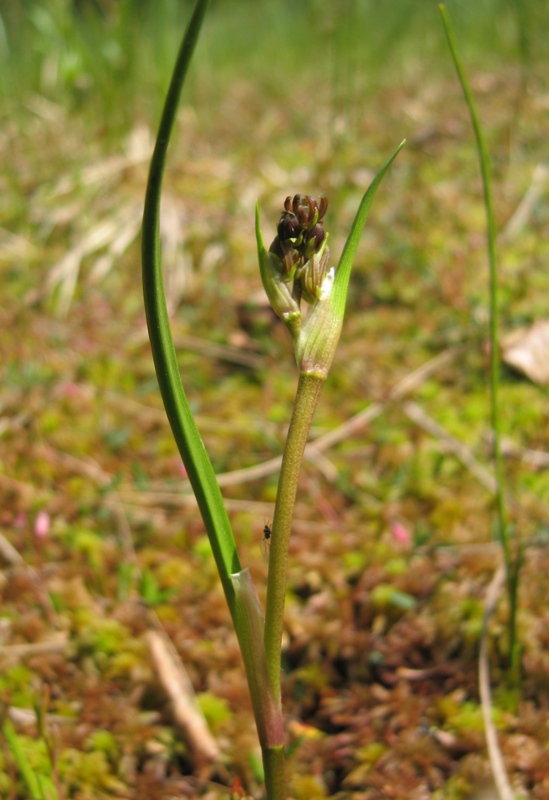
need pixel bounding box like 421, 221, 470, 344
264, 373, 325, 697
263, 745, 287, 800
141, 5, 298, 795
260, 372, 324, 798
439, 4, 519, 677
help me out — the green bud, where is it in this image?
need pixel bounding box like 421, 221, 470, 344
298, 237, 330, 304
295, 262, 342, 379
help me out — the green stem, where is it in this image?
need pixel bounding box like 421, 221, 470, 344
260, 372, 324, 799
263, 745, 287, 800
439, 4, 519, 675
264, 373, 325, 696
439, 1, 506, 549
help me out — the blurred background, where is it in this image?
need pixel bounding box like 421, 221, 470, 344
1, 1, 549, 798
0, 0, 544, 130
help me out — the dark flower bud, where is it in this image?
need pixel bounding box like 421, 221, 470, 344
303, 195, 319, 230
317, 196, 328, 223
269, 236, 300, 278
268, 192, 330, 289
277, 211, 301, 244
280, 195, 328, 238
296, 205, 309, 228
290, 194, 302, 215
280, 245, 300, 276
303, 223, 326, 260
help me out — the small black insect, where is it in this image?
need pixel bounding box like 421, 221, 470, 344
262, 523, 272, 559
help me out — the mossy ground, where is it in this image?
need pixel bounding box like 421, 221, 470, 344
1, 5, 549, 797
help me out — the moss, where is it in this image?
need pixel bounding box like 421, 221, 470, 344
0, 665, 37, 707
197, 692, 232, 732
290, 775, 328, 800
57, 748, 126, 795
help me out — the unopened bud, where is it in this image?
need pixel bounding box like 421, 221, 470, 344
256, 203, 302, 338
295, 265, 341, 379
303, 223, 326, 261
277, 212, 301, 244
299, 239, 330, 304
269, 236, 300, 279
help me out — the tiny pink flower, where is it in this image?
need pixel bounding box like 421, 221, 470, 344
34, 511, 51, 539
391, 521, 411, 546
62, 382, 79, 398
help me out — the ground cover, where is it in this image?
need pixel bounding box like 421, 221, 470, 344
1, 2, 548, 798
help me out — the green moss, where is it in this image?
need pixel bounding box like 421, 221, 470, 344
384, 557, 408, 577
40, 409, 62, 434
138, 568, 174, 605
84, 730, 119, 761
355, 741, 387, 766
107, 648, 146, 680
292, 663, 332, 694
70, 529, 107, 570
0, 665, 37, 707
197, 692, 232, 732
155, 557, 193, 588
438, 698, 504, 733
57, 748, 126, 794
290, 775, 327, 800
342, 550, 367, 571
370, 583, 417, 611
191, 535, 214, 563
432, 771, 472, 799
73, 609, 130, 658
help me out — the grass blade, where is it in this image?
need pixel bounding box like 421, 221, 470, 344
142, 0, 241, 600
3, 718, 47, 800
439, 0, 519, 677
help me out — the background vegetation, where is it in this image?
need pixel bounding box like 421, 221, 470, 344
1, 0, 548, 797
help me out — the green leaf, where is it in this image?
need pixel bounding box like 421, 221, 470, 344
141, 0, 241, 603
332, 140, 406, 319
2, 719, 48, 800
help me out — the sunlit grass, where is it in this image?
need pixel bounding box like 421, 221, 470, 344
0, 0, 545, 134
